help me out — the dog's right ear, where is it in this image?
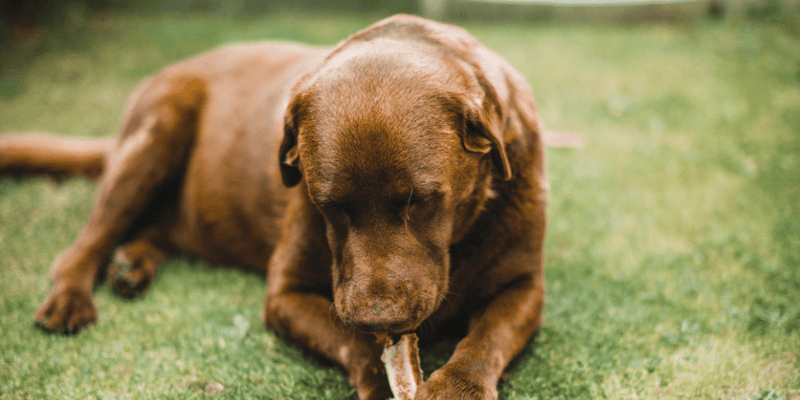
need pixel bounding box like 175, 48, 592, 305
461, 91, 513, 181
279, 93, 307, 188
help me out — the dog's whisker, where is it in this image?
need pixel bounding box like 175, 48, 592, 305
420, 318, 436, 339
437, 291, 457, 313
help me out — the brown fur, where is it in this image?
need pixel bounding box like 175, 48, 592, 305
0, 15, 547, 400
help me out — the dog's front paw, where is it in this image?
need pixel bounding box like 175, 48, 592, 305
34, 287, 97, 334
415, 363, 497, 400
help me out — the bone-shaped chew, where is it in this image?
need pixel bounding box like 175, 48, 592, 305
381, 333, 423, 400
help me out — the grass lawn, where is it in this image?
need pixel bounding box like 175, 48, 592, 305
1, 10, 799, 400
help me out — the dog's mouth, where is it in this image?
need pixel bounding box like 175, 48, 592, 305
369, 327, 421, 344
344, 313, 425, 335
372, 331, 390, 343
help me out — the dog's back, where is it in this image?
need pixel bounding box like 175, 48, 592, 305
0, 43, 328, 271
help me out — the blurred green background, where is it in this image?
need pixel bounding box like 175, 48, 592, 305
1, 1, 799, 399
2, 0, 799, 37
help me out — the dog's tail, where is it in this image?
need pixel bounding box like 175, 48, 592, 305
0, 133, 114, 180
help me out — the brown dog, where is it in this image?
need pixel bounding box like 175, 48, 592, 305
0, 15, 547, 400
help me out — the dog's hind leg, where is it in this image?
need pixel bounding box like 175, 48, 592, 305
34, 74, 206, 334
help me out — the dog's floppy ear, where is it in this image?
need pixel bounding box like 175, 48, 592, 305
279, 92, 307, 188
461, 83, 512, 181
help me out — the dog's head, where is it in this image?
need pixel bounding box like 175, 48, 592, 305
278, 17, 514, 334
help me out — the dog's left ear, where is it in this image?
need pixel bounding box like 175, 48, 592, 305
461, 89, 512, 181
279, 93, 307, 188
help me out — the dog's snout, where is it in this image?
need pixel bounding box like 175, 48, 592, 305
336, 276, 434, 333
349, 295, 409, 332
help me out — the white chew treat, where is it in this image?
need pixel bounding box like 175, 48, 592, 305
381, 333, 423, 400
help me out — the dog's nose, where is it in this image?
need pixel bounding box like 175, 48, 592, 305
348, 296, 414, 333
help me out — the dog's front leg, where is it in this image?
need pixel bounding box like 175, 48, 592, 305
263, 192, 392, 400
266, 292, 390, 399
417, 250, 545, 400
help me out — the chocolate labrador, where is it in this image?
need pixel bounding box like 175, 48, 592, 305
0, 15, 547, 400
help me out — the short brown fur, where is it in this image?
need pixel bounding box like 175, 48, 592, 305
1, 15, 547, 400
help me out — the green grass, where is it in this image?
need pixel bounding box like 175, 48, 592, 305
1, 11, 799, 400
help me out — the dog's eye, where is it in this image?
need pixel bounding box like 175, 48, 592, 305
403, 195, 429, 219
320, 201, 344, 211
317, 201, 353, 226
316, 200, 347, 215
401, 193, 424, 210
405, 188, 426, 206
408, 197, 424, 207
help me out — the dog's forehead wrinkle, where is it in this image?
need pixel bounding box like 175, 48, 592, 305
308, 44, 465, 129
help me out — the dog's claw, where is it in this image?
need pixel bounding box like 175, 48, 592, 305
34, 287, 97, 334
